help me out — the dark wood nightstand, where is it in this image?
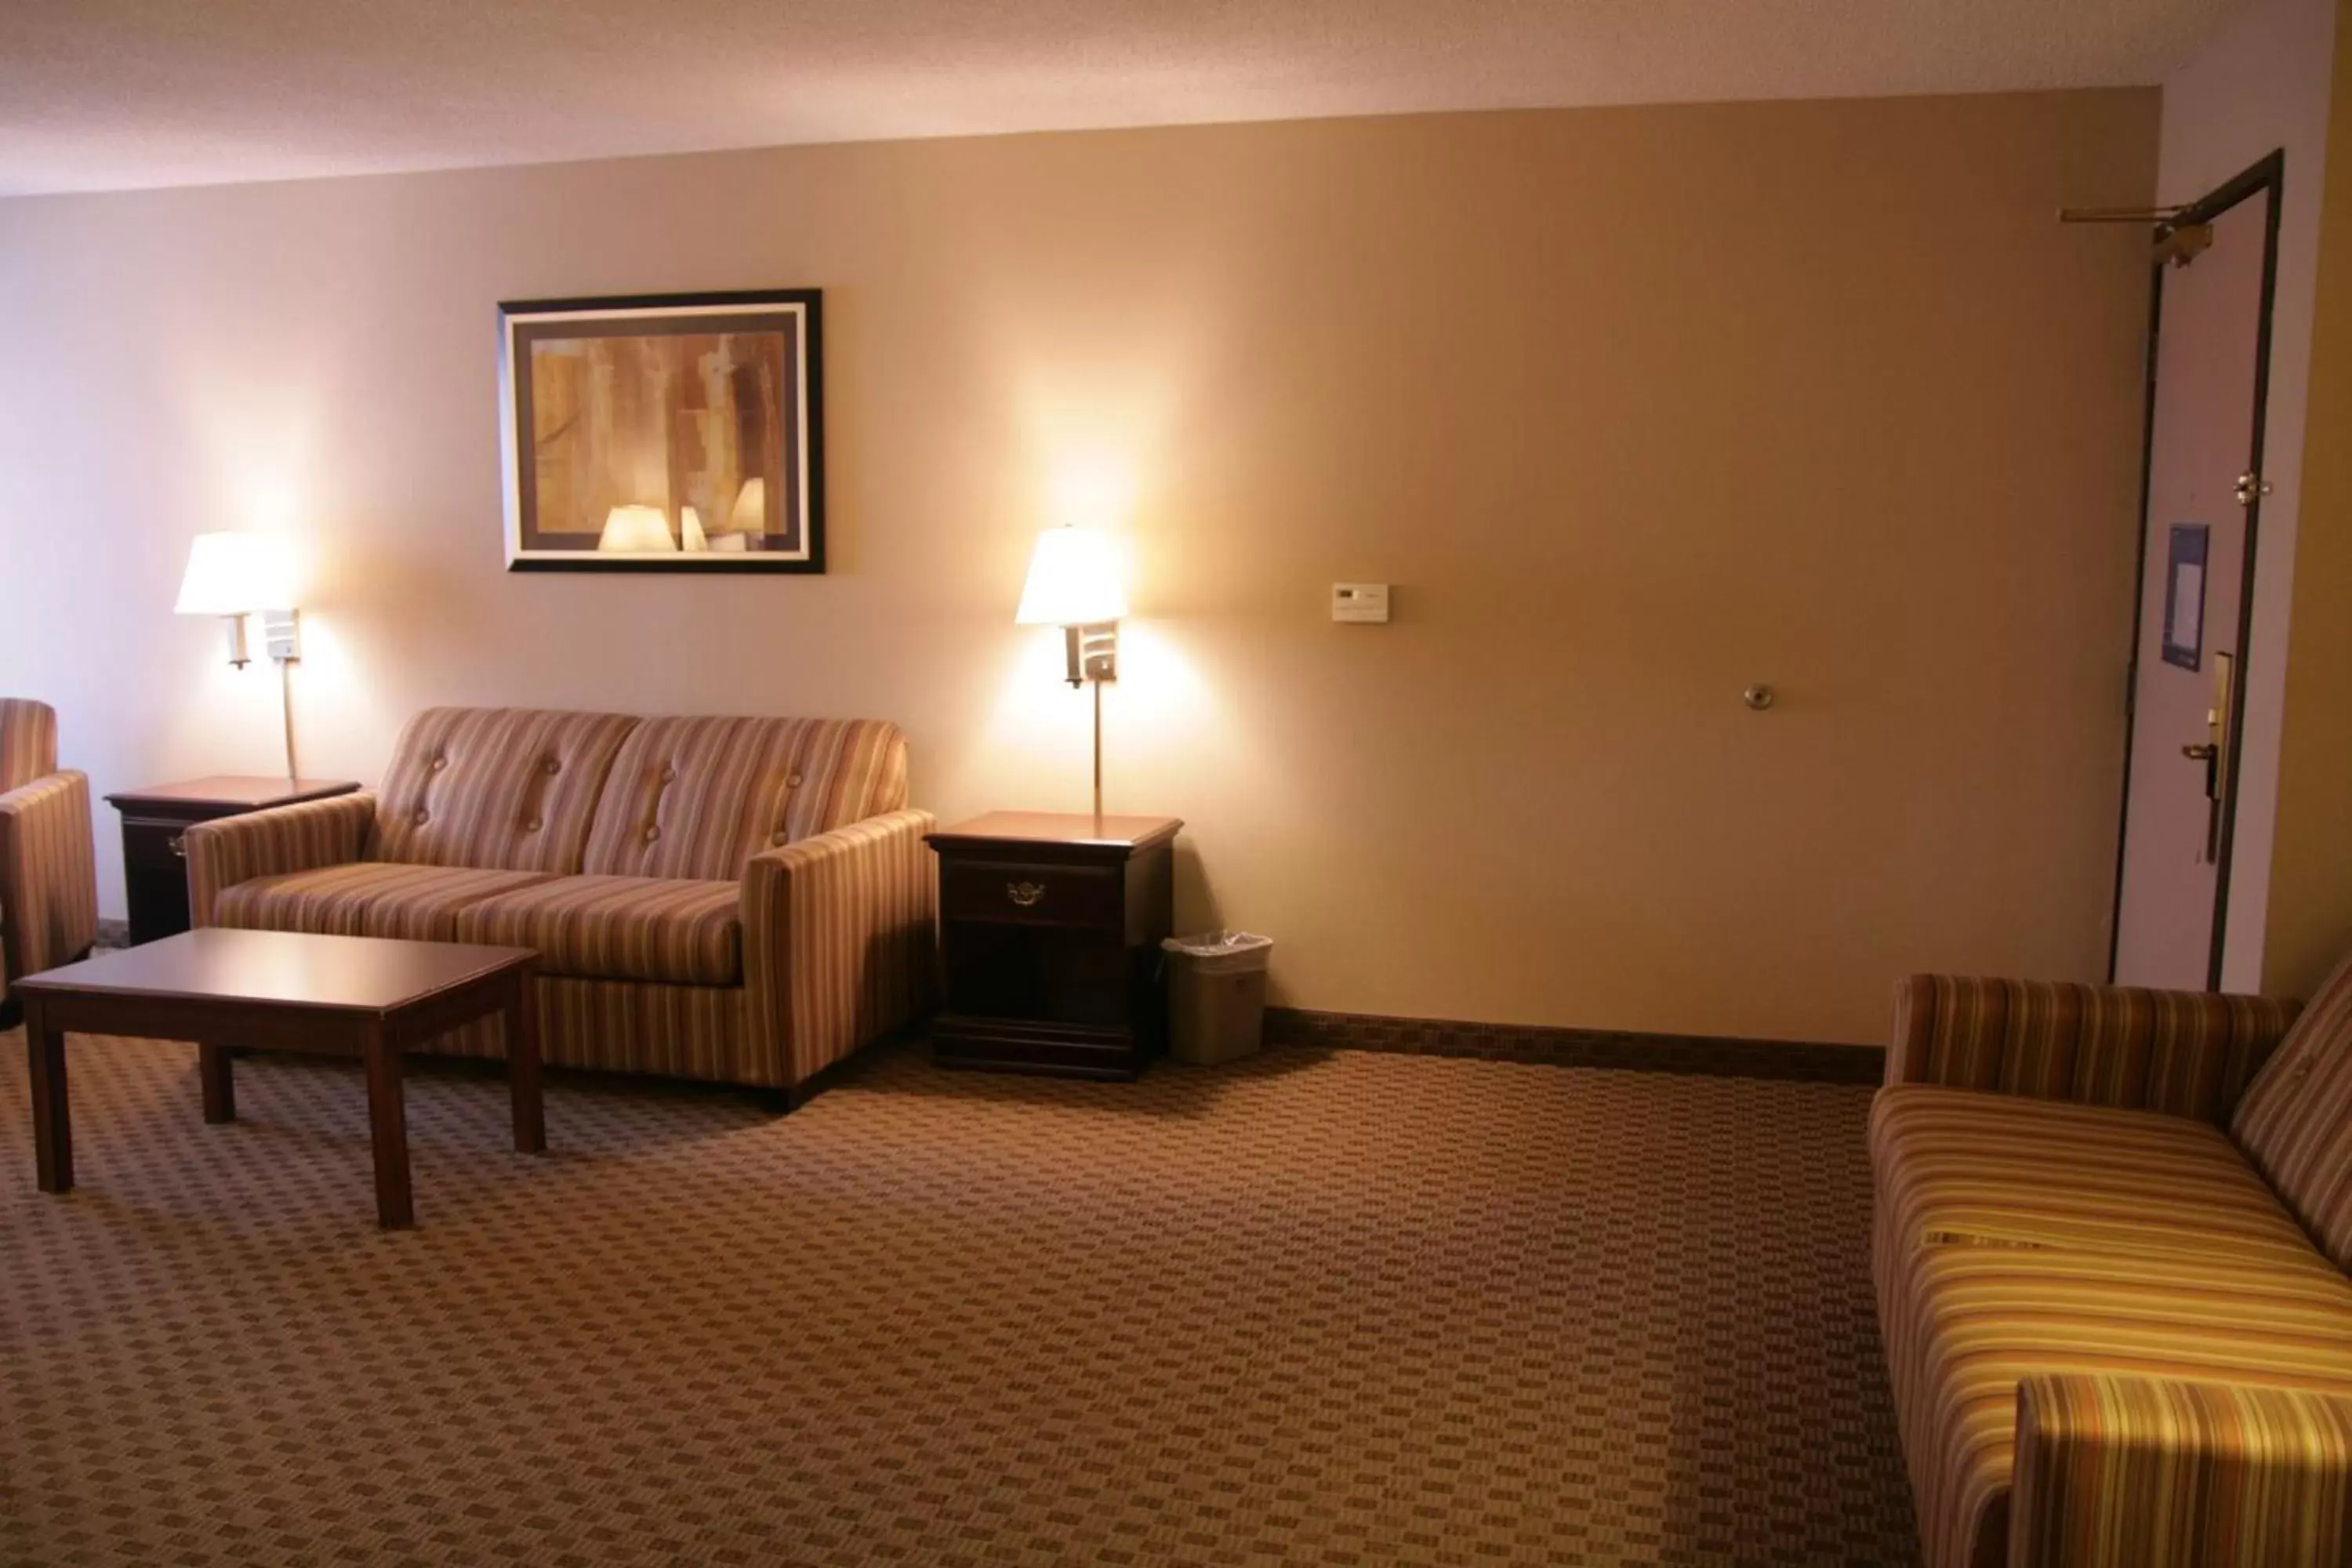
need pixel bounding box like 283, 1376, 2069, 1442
106, 777, 361, 946
926, 811, 1181, 1080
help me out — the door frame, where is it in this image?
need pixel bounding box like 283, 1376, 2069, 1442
2106, 150, 2285, 988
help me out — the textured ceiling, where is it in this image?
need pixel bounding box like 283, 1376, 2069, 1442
0, 0, 2234, 197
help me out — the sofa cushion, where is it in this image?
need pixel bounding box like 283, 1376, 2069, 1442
212, 863, 557, 942
1892, 1243, 2352, 1568
1875, 1084, 2326, 1272
369, 708, 641, 875
1874, 1085, 2352, 1568
2234, 949, 2352, 1275
579, 715, 909, 881
450, 875, 742, 986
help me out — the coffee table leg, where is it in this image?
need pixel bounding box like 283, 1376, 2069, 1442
507, 971, 545, 1156
362, 1025, 413, 1230
198, 1044, 236, 1124
25, 998, 71, 1194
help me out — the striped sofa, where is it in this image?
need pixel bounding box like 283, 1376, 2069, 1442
0, 699, 100, 1027
1874, 961, 2352, 1567
182, 707, 934, 1101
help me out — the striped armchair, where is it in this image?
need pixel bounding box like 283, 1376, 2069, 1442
0, 699, 100, 1025
1873, 965, 2352, 1567
181, 708, 935, 1102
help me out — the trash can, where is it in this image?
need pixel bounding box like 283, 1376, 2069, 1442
1161, 931, 1273, 1065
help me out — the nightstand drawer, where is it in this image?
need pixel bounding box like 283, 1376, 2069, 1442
941, 861, 1122, 928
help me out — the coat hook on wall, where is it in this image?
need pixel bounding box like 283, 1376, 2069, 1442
1742, 684, 1776, 712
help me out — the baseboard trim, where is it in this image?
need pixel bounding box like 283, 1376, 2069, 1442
1263, 1007, 1885, 1084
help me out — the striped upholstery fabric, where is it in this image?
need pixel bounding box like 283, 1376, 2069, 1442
369, 708, 640, 873
580, 716, 910, 880
1889, 974, 2300, 1128
0, 768, 100, 1001
743, 808, 935, 1086
1872, 1085, 2352, 1568
184, 793, 377, 927
1875, 1086, 2326, 1270
2233, 949, 2352, 1276
452, 876, 742, 986
2009, 1374, 2352, 1567
213, 863, 556, 942
189, 707, 930, 1093
0, 699, 60, 792
428, 976, 760, 1085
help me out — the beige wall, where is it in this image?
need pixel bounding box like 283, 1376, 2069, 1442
2266, 2, 2352, 997
0, 93, 2158, 1045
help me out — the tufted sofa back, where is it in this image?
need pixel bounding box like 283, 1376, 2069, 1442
368, 707, 910, 881
0, 699, 60, 793
579, 714, 909, 881
369, 708, 641, 873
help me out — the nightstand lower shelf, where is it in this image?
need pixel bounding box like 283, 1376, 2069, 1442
931, 1015, 1157, 1080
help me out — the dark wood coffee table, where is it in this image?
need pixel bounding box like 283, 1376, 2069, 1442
16, 928, 543, 1229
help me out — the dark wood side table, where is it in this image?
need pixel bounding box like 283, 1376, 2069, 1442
17, 928, 543, 1230
927, 812, 1181, 1080
105, 777, 361, 946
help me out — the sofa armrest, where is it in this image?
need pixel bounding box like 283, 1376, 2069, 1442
183, 792, 376, 927
0, 770, 98, 993
742, 808, 937, 1091
1888, 974, 2300, 1127
2010, 1374, 2352, 1566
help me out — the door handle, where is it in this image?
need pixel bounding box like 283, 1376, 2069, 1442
2196, 651, 2237, 864
2183, 742, 2219, 811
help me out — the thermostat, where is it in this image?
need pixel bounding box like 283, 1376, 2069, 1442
1332, 583, 1391, 623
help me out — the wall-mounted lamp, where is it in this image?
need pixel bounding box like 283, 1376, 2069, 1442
175, 532, 289, 666
1015, 525, 1127, 822
175, 531, 305, 779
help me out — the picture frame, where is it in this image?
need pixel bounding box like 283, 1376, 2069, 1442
2161, 522, 2208, 671
499, 290, 824, 573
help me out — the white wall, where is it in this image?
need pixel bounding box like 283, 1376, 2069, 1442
2159, 0, 2339, 993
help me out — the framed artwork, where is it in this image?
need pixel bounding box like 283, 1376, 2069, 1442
499, 290, 823, 572
2161, 522, 2208, 671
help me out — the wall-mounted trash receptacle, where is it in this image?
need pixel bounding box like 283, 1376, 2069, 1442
1162, 931, 1273, 1065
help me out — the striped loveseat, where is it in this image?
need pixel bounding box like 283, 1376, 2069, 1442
183, 707, 933, 1102
1873, 960, 2352, 1567
0, 699, 100, 1027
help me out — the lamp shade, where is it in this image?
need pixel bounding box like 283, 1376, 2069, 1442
597, 505, 677, 554
728, 477, 766, 533
1014, 527, 1127, 626
175, 532, 294, 615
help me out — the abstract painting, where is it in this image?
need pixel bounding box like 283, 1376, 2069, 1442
499, 291, 823, 572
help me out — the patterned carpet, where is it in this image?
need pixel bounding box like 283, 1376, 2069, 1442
0, 1033, 1919, 1566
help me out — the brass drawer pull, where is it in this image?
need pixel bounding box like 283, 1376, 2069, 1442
169, 834, 187, 858
1006, 881, 1047, 908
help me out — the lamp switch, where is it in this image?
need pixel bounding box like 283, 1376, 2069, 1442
1331, 583, 1391, 623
